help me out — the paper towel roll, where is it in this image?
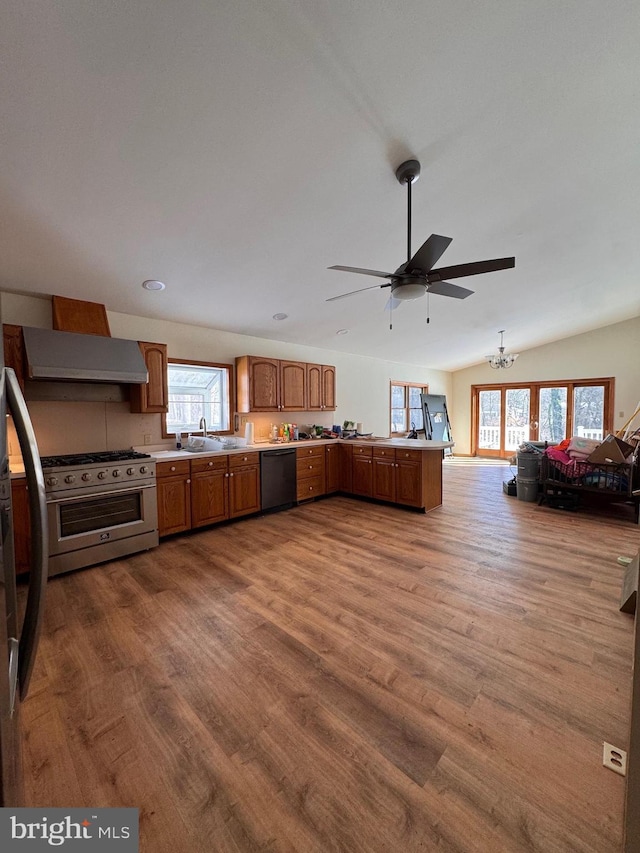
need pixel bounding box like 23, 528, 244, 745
244, 422, 254, 444
356, 422, 363, 434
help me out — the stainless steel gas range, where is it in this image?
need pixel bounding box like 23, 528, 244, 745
41, 450, 158, 577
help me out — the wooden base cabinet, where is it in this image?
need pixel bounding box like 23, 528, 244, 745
339, 444, 353, 493
325, 444, 340, 494
372, 447, 396, 502
396, 451, 423, 508
296, 446, 325, 502
351, 445, 373, 497
191, 457, 228, 527
157, 460, 191, 536
345, 445, 444, 512
11, 478, 31, 574
159, 454, 261, 536
228, 453, 261, 518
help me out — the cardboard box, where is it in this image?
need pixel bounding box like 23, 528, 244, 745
587, 434, 635, 464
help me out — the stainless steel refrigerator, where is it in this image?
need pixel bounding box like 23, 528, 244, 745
0, 330, 48, 806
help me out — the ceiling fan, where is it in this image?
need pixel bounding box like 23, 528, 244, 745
326, 159, 515, 313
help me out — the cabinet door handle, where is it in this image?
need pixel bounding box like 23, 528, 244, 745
230, 472, 234, 477
225, 473, 229, 478
186, 479, 191, 484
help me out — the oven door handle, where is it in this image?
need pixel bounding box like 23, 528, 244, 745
46, 483, 157, 504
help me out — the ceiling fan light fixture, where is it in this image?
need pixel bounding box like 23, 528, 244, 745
391, 278, 426, 301
485, 330, 519, 369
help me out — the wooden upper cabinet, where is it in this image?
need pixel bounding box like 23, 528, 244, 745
237, 355, 336, 413
236, 356, 280, 412
307, 363, 322, 410
249, 357, 280, 411
280, 361, 306, 411
307, 363, 335, 411
130, 341, 168, 413
3, 325, 26, 390
322, 365, 336, 411
52, 295, 111, 336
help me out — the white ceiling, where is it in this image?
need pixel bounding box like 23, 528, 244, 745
2, 1, 639, 371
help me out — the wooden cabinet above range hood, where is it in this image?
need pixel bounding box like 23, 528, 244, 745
52, 295, 111, 336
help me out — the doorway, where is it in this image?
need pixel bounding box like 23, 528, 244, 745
471, 378, 614, 458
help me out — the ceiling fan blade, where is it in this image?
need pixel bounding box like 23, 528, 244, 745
429, 256, 515, 281
328, 265, 394, 279
383, 296, 402, 312
407, 234, 453, 273
326, 283, 391, 302
427, 280, 474, 300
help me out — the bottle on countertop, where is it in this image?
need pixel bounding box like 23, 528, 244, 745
175, 431, 182, 449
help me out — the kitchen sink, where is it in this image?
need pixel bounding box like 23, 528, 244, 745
184, 436, 227, 452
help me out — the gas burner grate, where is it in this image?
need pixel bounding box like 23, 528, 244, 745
40, 450, 152, 468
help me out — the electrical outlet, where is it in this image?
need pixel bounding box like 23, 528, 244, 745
143, 434, 152, 445
603, 742, 627, 776
240, 416, 248, 427
619, 411, 624, 419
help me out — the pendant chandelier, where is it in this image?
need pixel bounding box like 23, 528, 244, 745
485, 330, 519, 369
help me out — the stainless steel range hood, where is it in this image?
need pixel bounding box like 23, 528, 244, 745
23, 327, 148, 384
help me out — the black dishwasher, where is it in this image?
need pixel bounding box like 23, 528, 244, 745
260, 448, 297, 512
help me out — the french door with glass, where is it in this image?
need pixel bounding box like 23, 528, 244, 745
472, 378, 613, 458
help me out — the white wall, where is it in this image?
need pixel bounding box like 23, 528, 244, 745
452, 316, 640, 454
6, 291, 636, 459
2, 293, 451, 456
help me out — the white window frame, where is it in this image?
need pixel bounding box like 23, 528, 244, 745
163, 358, 233, 437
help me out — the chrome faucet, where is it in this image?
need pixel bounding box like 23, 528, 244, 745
199, 416, 207, 436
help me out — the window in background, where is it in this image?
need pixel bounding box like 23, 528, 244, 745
538, 386, 568, 443
390, 382, 428, 435
477, 389, 501, 451
472, 378, 613, 457
164, 359, 232, 437
505, 388, 531, 450
573, 385, 605, 440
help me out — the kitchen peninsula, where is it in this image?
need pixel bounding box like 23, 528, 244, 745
150, 437, 453, 538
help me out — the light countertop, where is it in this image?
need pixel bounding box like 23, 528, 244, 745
8, 438, 454, 478
147, 437, 453, 463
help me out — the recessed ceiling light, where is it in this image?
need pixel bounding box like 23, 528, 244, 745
272, 313, 288, 321
336, 329, 349, 336
142, 280, 165, 291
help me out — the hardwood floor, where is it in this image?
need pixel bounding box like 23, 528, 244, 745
21, 460, 638, 852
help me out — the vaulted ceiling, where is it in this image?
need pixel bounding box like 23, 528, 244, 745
2, 1, 639, 370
